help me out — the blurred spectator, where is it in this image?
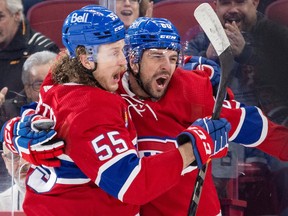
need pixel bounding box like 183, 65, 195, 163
116, 0, 153, 29
0, 0, 59, 100
185, 0, 288, 109
0, 50, 57, 134
0, 143, 30, 211
0, 50, 57, 210
139, 0, 153, 17
185, 0, 288, 214
0, 87, 8, 107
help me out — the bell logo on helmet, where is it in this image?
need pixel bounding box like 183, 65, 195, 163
70, 13, 89, 23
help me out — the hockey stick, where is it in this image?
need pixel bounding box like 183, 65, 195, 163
188, 3, 234, 216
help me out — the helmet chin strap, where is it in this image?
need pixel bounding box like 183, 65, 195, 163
82, 62, 105, 90
131, 65, 155, 99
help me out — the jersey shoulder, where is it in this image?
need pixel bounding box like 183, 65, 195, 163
170, 67, 213, 98
173, 67, 212, 85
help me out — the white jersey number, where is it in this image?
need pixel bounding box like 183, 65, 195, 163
92, 131, 128, 161
27, 166, 57, 193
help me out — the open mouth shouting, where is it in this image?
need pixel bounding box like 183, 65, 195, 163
154, 74, 170, 92
113, 72, 121, 83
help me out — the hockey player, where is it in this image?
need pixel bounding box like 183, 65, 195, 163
1, 6, 231, 216
117, 17, 288, 215
3, 14, 288, 216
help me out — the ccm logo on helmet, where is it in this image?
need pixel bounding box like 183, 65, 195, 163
115, 25, 124, 32
160, 35, 177, 39
71, 13, 89, 23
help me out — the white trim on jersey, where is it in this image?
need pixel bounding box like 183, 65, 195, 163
118, 159, 142, 201
95, 149, 138, 186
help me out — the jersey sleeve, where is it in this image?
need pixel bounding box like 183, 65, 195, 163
221, 100, 288, 160
66, 93, 183, 205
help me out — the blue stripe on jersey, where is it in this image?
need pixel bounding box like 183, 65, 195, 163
96, 149, 139, 200
233, 106, 267, 146
144, 152, 152, 157
54, 159, 88, 179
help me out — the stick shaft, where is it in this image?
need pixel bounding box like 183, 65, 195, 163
212, 46, 234, 120
188, 163, 208, 215
190, 3, 234, 215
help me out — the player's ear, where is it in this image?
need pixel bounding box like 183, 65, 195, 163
79, 54, 95, 70
129, 55, 140, 75
13, 10, 22, 22
252, 0, 260, 8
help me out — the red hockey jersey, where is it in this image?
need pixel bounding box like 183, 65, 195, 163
23, 75, 187, 216
117, 68, 288, 216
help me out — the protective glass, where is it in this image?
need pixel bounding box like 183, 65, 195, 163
99, 0, 116, 13
1, 149, 31, 212
2, 152, 21, 162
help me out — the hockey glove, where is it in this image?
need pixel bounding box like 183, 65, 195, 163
183, 56, 220, 87
1, 114, 64, 167
177, 117, 231, 169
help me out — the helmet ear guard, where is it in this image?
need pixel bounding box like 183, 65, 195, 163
128, 46, 142, 64
85, 45, 99, 62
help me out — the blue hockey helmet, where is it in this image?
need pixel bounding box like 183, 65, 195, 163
62, 5, 125, 60
125, 17, 182, 63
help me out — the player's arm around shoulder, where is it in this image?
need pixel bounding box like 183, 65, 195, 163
221, 100, 288, 160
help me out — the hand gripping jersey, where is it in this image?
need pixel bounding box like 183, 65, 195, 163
23, 74, 186, 216
117, 68, 288, 216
